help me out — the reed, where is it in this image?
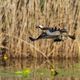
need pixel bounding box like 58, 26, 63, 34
0, 0, 80, 58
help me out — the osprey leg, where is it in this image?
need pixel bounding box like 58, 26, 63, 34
29, 32, 47, 41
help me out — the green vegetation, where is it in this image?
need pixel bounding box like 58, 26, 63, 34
0, 64, 80, 78
15, 68, 31, 77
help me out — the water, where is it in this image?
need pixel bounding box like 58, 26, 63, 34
0, 58, 80, 80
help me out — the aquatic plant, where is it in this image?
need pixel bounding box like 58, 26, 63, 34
14, 67, 58, 78
0, 48, 8, 60
15, 68, 31, 77
3, 54, 8, 60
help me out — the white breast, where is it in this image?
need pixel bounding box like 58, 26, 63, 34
46, 30, 60, 36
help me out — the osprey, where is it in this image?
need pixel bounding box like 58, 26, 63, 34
29, 25, 75, 42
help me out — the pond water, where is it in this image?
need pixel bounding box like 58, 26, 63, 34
0, 58, 80, 80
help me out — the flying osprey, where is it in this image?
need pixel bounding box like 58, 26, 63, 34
29, 25, 75, 42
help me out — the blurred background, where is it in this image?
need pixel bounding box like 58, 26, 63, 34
0, 0, 80, 58
0, 0, 80, 80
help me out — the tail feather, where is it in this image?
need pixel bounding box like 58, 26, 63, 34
29, 37, 36, 41
68, 35, 75, 40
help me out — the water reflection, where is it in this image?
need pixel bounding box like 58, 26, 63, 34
0, 58, 80, 80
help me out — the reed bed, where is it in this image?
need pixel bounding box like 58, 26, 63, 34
0, 0, 80, 58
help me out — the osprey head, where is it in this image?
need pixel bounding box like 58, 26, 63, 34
36, 25, 43, 28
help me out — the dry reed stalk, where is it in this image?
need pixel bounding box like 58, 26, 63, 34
0, 0, 80, 58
